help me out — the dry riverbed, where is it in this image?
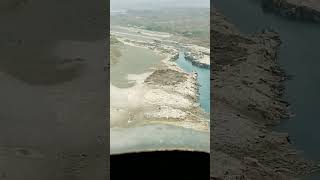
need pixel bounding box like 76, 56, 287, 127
110, 33, 210, 135
111, 26, 210, 68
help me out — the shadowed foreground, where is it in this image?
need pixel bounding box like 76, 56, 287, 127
111, 150, 209, 180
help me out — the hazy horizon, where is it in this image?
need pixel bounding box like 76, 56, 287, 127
111, 0, 210, 10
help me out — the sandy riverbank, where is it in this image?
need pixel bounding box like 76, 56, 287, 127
110, 35, 209, 134
111, 26, 210, 68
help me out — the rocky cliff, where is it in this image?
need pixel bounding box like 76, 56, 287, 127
262, 0, 320, 22
211, 10, 317, 179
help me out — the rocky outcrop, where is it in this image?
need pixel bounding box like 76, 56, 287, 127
262, 0, 320, 22
170, 52, 179, 61
184, 52, 210, 69
110, 36, 209, 132
211, 10, 318, 179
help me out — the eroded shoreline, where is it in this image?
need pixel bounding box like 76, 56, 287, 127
262, 0, 320, 22
110, 31, 210, 132
110, 28, 211, 154
211, 10, 319, 179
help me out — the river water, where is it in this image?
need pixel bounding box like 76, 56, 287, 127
215, 0, 320, 178
175, 52, 210, 113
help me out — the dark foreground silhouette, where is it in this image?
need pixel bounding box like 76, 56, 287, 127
111, 150, 209, 180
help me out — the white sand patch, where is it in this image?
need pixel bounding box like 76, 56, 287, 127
110, 72, 152, 127
110, 84, 128, 108
184, 44, 210, 66
127, 72, 152, 84
184, 44, 210, 54
144, 89, 192, 109
111, 31, 163, 41
110, 108, 129, 127
144, 106, 187, 119
110, 34, 208, 130
116, 26, 172, 38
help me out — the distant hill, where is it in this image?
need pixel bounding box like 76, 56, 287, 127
111, 0, 209, 10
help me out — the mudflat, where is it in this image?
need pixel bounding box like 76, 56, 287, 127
110, 44, 163, 88
0, 1, 108, 179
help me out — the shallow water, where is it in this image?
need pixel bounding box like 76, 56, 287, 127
175, 52, 210, 113
110, 124, 209, 154
110, 44, 163, 88
110, 48, 210, 154
215, 0, 320, 178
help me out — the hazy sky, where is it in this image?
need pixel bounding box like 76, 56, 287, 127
111, 0, 210, 10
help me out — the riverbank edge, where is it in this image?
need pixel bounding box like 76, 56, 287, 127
262, 0, 320, 22
116, 37, 203, 99
110, 35, 210, 132
184, 52, 210, 69
111, 25, 211, 69
211, 10, 319, 179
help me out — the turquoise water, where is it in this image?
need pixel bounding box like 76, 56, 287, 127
175, 52, 210, 113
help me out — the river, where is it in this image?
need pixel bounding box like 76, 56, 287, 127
175, 52, 210, 113
214, 0, 320, 178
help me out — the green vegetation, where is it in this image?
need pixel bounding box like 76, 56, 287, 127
111, 8, 210, 46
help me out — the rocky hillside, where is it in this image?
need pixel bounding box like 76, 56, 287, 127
262, 0, 320, 22
211, 10, 317, 179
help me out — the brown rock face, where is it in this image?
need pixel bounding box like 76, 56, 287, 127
211, 9, 316, 179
